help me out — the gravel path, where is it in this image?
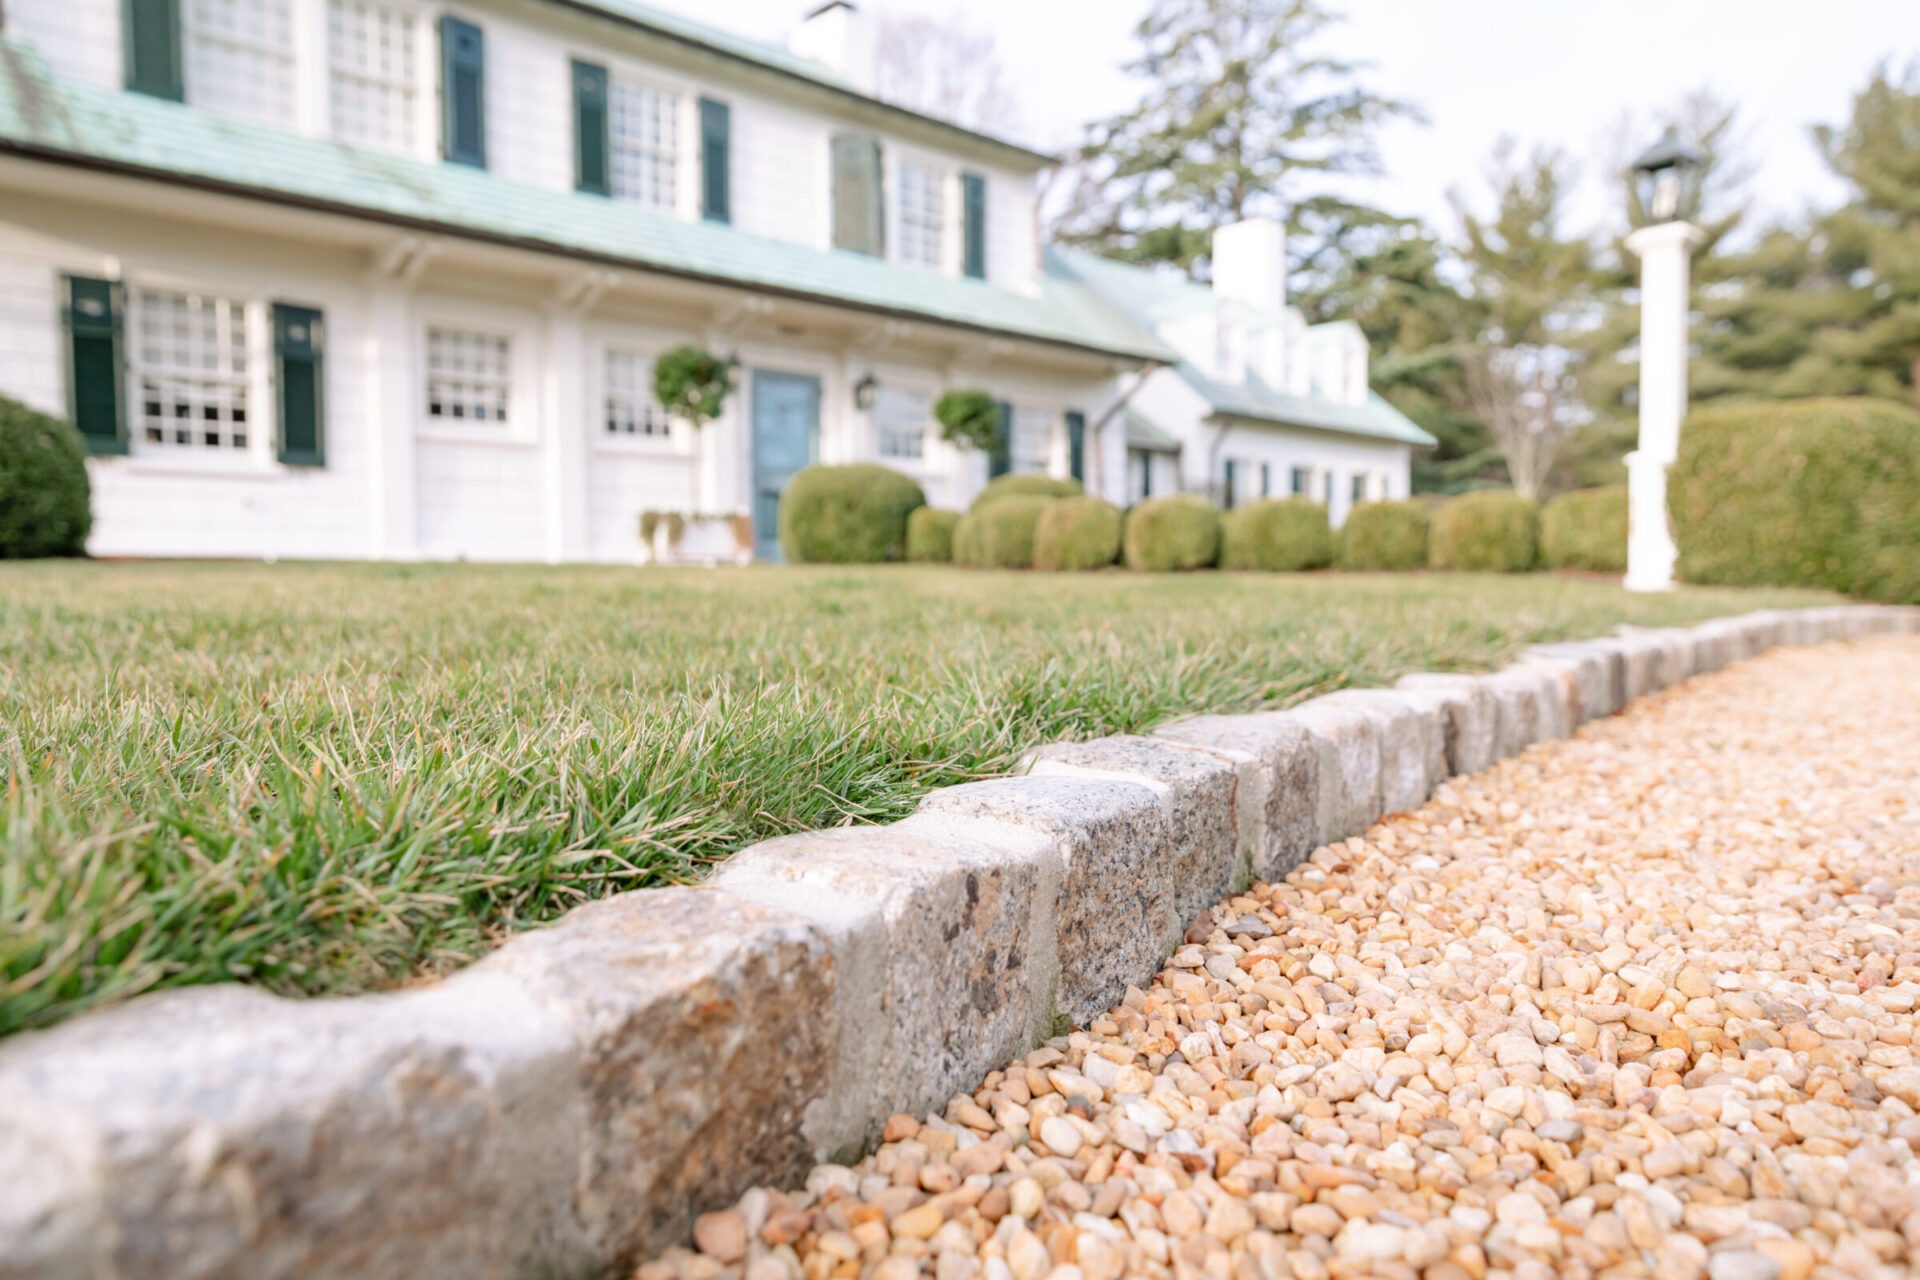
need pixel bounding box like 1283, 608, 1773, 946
641, 637, 1920, 1280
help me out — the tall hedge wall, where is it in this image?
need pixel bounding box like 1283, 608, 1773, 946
1670, 397, 1920, 604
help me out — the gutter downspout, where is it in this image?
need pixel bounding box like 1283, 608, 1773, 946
1085, 361, 1160, 501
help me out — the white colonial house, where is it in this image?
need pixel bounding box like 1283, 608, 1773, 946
0, 0, 1424, 562
1051, 220, 1434, 528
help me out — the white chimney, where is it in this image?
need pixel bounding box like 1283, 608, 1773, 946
1213, 218, 1288, 389
791, 1, 878, 96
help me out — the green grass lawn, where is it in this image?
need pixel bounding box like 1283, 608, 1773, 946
0, 562, 1835, 1033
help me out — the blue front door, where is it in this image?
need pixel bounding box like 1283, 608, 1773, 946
751, 370, 820, 561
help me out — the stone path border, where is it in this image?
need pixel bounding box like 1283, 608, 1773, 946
1, 606, 1914, 1280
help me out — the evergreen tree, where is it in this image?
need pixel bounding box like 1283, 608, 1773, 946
1053, 0, 1417, 279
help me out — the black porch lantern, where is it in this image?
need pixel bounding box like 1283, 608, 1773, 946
1630, 127, 1705, 225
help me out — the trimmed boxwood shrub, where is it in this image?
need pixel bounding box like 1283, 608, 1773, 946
952, 512, 985, 567
1542, 485, 1629, 574
1033, 496, 1122, 571
777, 463, 926, 564
1123, 494, 1221, 572
972, 494, 1052, 569
906, 507, 961, 563
1430, 491, 1540, 573
1337, 500, 1430, 571
1220, 497, 1332, 572
1671, 397, 1920, 603
0, 396, 92, 559
972, 473, 1083, 510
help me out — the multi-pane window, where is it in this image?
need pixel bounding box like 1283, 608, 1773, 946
328, 0, 419, 154
898, 163, 944, 269
609, 78, 679, 210
1010, 407, 1052, 473
183, 0, 298, 128
426, 328, 511, 423
1290, 465, 1312, 497
874, 387, 929, 461
132, 288, 252, 451
604, 350, 668, 437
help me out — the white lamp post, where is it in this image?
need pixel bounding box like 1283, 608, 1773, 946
1622, 129, 1706, 592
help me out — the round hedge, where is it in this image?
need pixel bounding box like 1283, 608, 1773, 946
1219, 498, 1332, 572
0, 396, 92, 559
1541, 485, 1629, 574
1429, 491, 1540, 573
1123, 494, 1221, 572
1670, 397, 1920, 603
1337, 500, 1430, 571
972, 494, 1052, 569
971, 473, 1083, 511
906, 507, 961, 564
777, 463, 926, 564
1033, 496, 1122, 571
952, 512, 985, 567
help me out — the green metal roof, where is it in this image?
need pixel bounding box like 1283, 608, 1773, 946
1123, 408, 1180, 453
1046, 247, 1436, 447
0, 41, 1167, 363
550, 1, 1055, 167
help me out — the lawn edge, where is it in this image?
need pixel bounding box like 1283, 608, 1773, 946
1, 604, 1913, 1279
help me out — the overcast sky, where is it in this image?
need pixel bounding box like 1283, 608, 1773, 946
660, 0, 1919, 240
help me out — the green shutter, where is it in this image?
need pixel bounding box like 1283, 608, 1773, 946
572, 60, 609, 196
123, 0, 183, 100
700, 98, 731, 224
273, 304, 325, 467
1223, 459, 1238, 510
64, 276, 126, 455
440, 16, 486, 168
831, 134, 884, 256
1066, 410, 1086, 483
961, 172, 987, 280
990, 400, 1012, 478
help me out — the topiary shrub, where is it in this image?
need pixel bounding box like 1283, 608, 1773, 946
1219, 497, 1332, 572
1670, 397, 1920, 603
1541, 485, 1629, 574
1430, 491, 1540, 573
906, 507, 961, 564
1123, 494, 1221, 572
935, 389, 1000, 454
952, 511, 985, 567
652, 345, 733, 430
972, 494, 1052, 569
0, 396, 92, 559
777, 463, 926, 564
1033, 496, 1123, 571
1337, 500, 1431, 571
972, 473, 1084, 510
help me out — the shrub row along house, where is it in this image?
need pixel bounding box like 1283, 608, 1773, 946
0, 0, 1432, 563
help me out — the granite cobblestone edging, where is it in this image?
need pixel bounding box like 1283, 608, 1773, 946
2, 605, 1915, 1280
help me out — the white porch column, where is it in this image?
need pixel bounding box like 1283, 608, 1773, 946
366, 280, 418, 560
542, 307, 590, 563
1623, 219, 1705, 593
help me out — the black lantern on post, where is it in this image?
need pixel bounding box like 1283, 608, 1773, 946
1630, 127, 1705, 226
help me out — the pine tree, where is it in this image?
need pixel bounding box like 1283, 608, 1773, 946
1053, 0, 1417, 279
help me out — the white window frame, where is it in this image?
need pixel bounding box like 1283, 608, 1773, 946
895, 158, 947, 272
415, 307, 536, 444
122, 279, 276, 472
181, 0, 302, 129
871, 384, 932, 464
1007, 404, 1056, 476
322, 0, 430, 158
599, 346, 676, 447
606, 71, 684, 213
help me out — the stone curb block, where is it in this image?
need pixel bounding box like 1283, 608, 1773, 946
0, 605, 1910, 1280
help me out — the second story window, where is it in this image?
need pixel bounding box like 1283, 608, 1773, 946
610, 78, 679, 211
183, 0, 298, 128
426, 327, 511, 424
328, 0, 420, 155
898, 163, 944, 270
